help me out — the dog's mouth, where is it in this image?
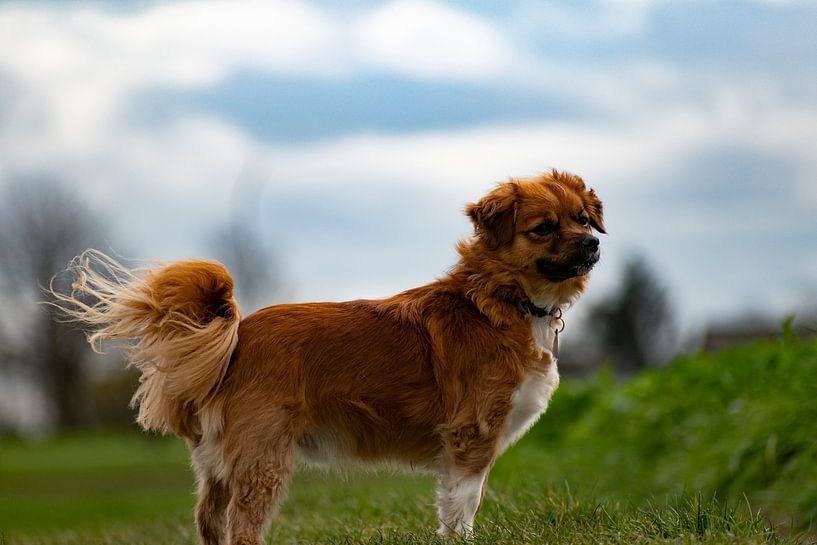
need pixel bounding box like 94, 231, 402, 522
535, 250, 600, 282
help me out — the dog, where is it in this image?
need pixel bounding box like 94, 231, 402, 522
53, 169, 604, 545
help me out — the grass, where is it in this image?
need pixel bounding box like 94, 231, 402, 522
0, 432, 191, 534
0, 447, 799, 545
2, 331, 816, 544
520, 328, 817, 529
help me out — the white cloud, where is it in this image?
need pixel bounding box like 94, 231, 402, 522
0, 0, 719, 160
0, 0, 530, 155
353, 0, 513, 80
0, 1, 340, 146
0, 1, 339, 86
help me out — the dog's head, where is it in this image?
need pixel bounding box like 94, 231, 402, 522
465, 170, 605, 302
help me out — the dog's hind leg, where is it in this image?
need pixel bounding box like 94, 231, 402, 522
191, 436, 231, 545
195, 477, 230, 545
224, 417, 296, 545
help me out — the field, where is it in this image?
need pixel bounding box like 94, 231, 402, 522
1, 332, 815, 544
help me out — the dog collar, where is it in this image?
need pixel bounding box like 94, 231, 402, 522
502, 293, 561, 319
503, 294, 565, 357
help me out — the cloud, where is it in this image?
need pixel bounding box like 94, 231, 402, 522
0, 0, 537, 162
0, 0, 341, 146
353, 0, 514, 80
12, 0, 797, 173
1, 0, 816, 325
0, 0, 695, 143
0, 1, 339, 86
0, 0, 519, 110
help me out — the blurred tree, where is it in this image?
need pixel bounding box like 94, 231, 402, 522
87, 366, 140, 430
0, 178, 105, 429
583, 255, 677, 373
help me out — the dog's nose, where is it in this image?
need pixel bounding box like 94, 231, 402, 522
581, 236, 599, 249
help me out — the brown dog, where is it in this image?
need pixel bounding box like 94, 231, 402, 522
54, 170, 604, 545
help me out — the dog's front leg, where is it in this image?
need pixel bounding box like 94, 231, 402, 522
437, 416, 502, 538
436, 467, 490, 538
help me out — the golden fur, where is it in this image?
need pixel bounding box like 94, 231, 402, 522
53, 170, 605, 545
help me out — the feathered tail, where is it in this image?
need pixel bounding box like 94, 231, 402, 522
50, 249, 241, 436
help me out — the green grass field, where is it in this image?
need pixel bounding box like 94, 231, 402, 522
2, 332, 815, 544
0, 433, 799, 545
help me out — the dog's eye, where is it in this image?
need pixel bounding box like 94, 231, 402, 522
578, 214, 589, 226
530, 222, 555, 236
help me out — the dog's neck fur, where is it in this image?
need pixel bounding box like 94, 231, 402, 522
448, 238, 587, 327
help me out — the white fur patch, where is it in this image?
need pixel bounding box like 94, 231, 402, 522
531, 309, 565, 354
531, 314, 556, 353
436, 471, 486, 537
498, 362, 560, 453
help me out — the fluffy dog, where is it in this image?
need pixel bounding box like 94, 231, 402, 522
53, 170, 604, 545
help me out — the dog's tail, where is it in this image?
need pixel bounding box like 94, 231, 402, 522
50, 249, 241, 436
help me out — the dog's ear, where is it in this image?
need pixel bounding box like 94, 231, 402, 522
466, 182, 518, 248
584, 188, 606, 234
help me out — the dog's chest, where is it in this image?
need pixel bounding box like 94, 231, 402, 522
497, 317, 561, 453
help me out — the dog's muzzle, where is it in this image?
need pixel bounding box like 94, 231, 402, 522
536, 238, 601, 282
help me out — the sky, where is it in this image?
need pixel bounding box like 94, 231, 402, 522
1, 0, 816, 336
